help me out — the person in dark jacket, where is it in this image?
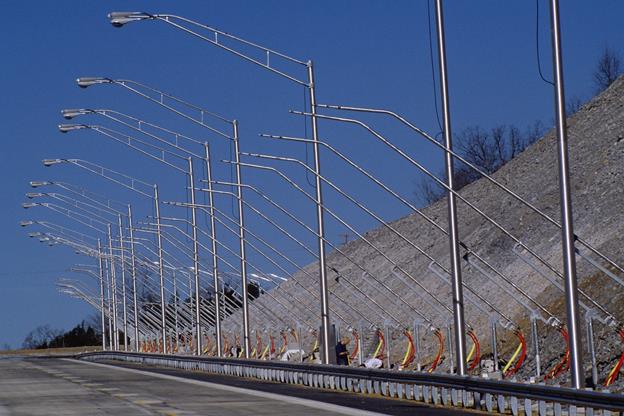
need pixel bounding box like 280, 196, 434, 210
335, 337, 350, 365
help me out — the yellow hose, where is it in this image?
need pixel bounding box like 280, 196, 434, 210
373, 338, 383, 358
502, 342, 523, 374
401, 339, 412, 367
466, 341, 476, 363
260, 345, 269, 360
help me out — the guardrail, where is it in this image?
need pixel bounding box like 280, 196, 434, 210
77, 351, 624, 415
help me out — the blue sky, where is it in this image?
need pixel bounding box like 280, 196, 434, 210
0, 1, 622, 348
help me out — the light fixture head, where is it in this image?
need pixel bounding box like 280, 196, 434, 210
28, 232, 41, 238
108, 11, 152, 27
21, 202, 38, 209
58, 124, 88, 133
20, 220, 34, 227
26, 192, 44, 199
30, 181, 51, 188
61, 109, 92, 120
76, 77, 111, 88
42, 159, 64, 167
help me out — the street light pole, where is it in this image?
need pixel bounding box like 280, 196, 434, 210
232, 120, 251, 358
307, 62, 331, 363
117, 214, 129, 351
127, 204, 140, 352
106, 223, 119, 350
187, 157, 203, 355
548, 0, 584, 389
204, 143, 223, 356
97, 239, 107, 350
434, 0, 467, 376
153, 184, 168, 353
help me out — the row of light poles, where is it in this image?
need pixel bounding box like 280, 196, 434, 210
20, 2, 604, 389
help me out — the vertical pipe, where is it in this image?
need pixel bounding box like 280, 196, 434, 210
548, 0, 584, 389
188, 157, 203, 355
586, 314, 598, 387
107, 224, 119, 350
446, 323, 454, 374
307, 61, 332, 364
414, 322, 422, 371
127, 205, 140, 352
204, 143, 223, 356
97, 239, 106, 350
154, 185, 168, 353
384, 324, 392, 369
298, 325, 304, 363
117, 214, 128, 351
358, 322, 364, 366
233, 121, 251, 358
531, 316, 541, 377
434, 0, 467, 376
491, 317, 499, 372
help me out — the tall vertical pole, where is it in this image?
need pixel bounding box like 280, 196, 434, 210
97, 239, 107, 351
204, 143, 223, 357
232, 120, 251, 358
188, 157, 203, 355
434, 0, 467, 376
117, 214, 129, 351
104, 256, 113, 350
127, 205, 140, 352
307, 61, 332, 365
107, 224, 119, 350
172, 270, 180, 351
154, 185, 168, 353
549, 0, 583, 389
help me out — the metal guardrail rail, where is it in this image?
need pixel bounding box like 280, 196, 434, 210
77, 351, 624, 415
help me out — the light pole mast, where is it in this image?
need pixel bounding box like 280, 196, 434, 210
97, 239, 107, 350
232, 120, 252, 358
307, 61, 332, 364
127, 204, 140, 351
188, 157, 203, 355
549, 0, 584, 389
153, 184, 168, 353
434, 0, 467, 375
204, 143, 223, 356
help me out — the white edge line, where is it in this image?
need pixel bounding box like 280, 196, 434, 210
66, 358, 391, 416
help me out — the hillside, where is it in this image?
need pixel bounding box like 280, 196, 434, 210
223, 76, 624, 385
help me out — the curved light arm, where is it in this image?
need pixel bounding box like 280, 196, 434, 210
42, 158, 155, 199
107, 13, 308, 86
62, 109, 206, 159
76, 78, 232, 139
59, 123, 189, 174
30, 180, 128, 214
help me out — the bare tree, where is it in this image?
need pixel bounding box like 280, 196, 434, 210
593, 47, 622, 93
414, 121, 546, 207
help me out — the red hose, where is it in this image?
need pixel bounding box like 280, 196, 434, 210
269, 335, 276, 355
428, 330, 445, 373
505, 330, 527, 377
604, 329, 624, 386
402, 330, 416, 368
467, 330, 481, 371
545, 328, 570, 380
350, 330, 360, 361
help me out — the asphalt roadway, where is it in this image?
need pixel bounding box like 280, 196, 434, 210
0, 356, 475, 415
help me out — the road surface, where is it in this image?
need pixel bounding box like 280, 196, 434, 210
0, 357, 472, 415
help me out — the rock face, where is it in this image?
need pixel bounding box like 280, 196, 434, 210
224, 76, 624, 385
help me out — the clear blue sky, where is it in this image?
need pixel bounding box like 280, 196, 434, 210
1, 1, 622, 348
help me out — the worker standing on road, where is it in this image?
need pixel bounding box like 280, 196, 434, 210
335, 337, 350, 365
